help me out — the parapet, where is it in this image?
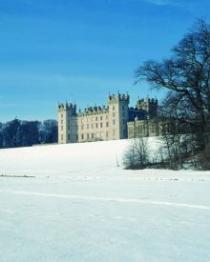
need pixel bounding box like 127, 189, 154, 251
137, 98, 158, 105
78, 105, 108, 116
58, 103, 77, 115
108, 93, 130, 103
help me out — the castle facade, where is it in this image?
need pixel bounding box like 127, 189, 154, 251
57, 93, 159, 144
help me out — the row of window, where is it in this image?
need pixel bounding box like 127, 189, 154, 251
61, 118, 128, 132
61, 112, 126, 124
80, 130, 117, 140
61, 121, 118, 132
80, 132, 107, 140
61, 113, 125, 125
81, 122, 108, 130
69, 120, 116, 130
79, 115, 108, 123
79, 111, 125, 122
80, 114, 111, 123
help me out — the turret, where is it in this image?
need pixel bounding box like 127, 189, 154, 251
136, 98, 158, 119
57, 102, 78, 144
107, 93, 130, 140
108, 93, 130, 104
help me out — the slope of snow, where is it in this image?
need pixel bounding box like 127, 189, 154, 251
0, 139, 210, 262
0, 138, 162, 177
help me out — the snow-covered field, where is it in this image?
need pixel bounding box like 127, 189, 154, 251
0, 138, 210, 262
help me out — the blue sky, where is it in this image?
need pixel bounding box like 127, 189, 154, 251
0, 0, 210, 121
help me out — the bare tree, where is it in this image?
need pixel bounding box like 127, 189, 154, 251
123, 138, 149, 169
136, 20, 210, 151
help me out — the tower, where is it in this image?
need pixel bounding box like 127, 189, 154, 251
108, 93, 130, 140
136, 98, 158, 119
58, 103, 77, 144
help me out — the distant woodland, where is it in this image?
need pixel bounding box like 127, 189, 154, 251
0, 119, 57, 148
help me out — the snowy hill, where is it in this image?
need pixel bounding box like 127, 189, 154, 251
0, 138, 162, 177
0, 139, 210, 261
0, 139, 129, 176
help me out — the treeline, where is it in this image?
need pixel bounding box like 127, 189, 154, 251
0, 119, 57, 148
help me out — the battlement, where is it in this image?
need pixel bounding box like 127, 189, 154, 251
58, 93, 130, 117
58, 103, 77, 115
136, 98, 158, 106
108, 93, 129, 104
136, 98, 158, 119
78, 105, 108, 116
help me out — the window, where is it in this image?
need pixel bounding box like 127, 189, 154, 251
81, 134, 84, 139
91, 133, 94, 139
87, 124, 89, 129
95, 117, 98, 121
100, 116, 103, 121
61, 114, 63, 118
87, 133, 90, 139
112, 106, 115, 110
81, 124, 84, 130
106, 122, 109, 127
96, 123, 98, 128
112, 112, 115, 117
61, 126, 63, 131
61, 120, 63, 124
100, 123, 103, 128
112, 120, 115, 125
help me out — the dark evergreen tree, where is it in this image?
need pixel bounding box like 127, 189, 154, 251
0, 119, 57, 148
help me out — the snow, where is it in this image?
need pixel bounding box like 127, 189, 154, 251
0, 138, 210, 261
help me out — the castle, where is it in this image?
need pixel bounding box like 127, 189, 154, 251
57, 93, 159, 144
